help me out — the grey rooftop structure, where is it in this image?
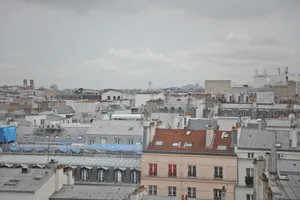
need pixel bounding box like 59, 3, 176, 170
86, 120, 144, 136
54, 105, 75, 115
0, 168, 54, 193
186, 118, 218, 130
50, 185, 136, 200
238, 129, 300, 151
0, 155, 141, 169
272, 160, 300, 200
46, 114, 66, 121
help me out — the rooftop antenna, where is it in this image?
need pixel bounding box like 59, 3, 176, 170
277, 68, 281, 75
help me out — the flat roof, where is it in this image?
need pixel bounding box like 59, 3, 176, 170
0, 155, 141, 169
50, 185, 136, 200
86, 120, 143, 136
0, 168, 54, 193
238, 129, 300, 151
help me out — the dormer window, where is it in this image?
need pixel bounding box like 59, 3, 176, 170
184, 142, 193, 148
172, 142, 179, 147
155, 141, 163, 146
221, 132, 229, 139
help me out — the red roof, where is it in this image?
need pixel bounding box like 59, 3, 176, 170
147, 128, 233, 154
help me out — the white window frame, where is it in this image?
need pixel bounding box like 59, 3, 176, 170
114, 138, 120, 144
246, 168, 253, 177
188, 187, 196, 198
214, 189, 221, 199
246, 194, 253, 200
214, 166, 223, 179
115, 170, 122, 183
188, 165, 196, 177
98, 169, 105, 182
80, 169, 89, 182
168, 186, 176, 197
131, 170, 138, 184
128, 138, 134, 145
247, 152, 254, 158
148, 185, 157, 195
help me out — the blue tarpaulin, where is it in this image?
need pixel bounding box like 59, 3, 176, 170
0, 125, 16, 143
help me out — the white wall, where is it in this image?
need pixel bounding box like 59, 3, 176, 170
135, 93, 165, 107
25, 115, 46, 126
101, 91, 124, 101
65, 100, 97, 113
214, 117, 239, 131
256, 92, 274, 104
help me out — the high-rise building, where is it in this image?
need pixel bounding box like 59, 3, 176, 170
23, 79, 27, 87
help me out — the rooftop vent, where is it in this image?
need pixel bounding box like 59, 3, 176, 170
155, 141, 163, 146
4, 179, 20, 186
21, 167, 29, 174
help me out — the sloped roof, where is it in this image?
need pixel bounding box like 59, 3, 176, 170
146, 128, 233, 154
46, 114, 66, 121
55, 105, 75, 114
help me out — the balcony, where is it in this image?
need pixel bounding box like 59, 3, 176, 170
245, 176, 253, 186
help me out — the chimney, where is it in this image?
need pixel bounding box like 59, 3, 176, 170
30, 79, 34, 88
181, 195, 184, 200
67, 167, 74, 185
21, 167, 30, 174
264, 152, 270, 172
23, 79, 27, 87
49, 159, 58, 169
290, 129, 297, 148
253, 155, 265, 200
205, 129, 215, 148
269, 148, 278, 181
185, 195, 188, 200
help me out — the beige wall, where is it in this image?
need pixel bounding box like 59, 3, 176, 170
205, 80, 232, 93
269, 81, 297, 98
141, 153, 237, 200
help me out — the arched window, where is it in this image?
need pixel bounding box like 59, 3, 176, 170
170, 107, 175, 113
80, 169, 89, 182
113, 96, 116, 101
98, 169, 106, 182
107, 96, 111, 101
117, 96, 121, 100
131, 170, 139, 184
164, 107, 168, 113
114, 170, 122, 183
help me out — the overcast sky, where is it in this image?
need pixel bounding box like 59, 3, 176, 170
1, 0, 300, 89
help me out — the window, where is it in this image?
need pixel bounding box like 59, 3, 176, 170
214, 167, 223, 179
148, 185, 157, 195
89, 138, 95, 144
55, 135, 60, 139
277, 154, 281, 159
246, 194, 253, 200
214, 189, 221, 199
97, 170, 106, 182
100, 137, 107, 144
128, 138, 134, 145
155, 141, 163, 146
114, 138, 120, 144
246, 168, 253, 177
184, 142, 193, 147
188, 165, 196, 177
78, 136, 82, 140
131, 171, 138, 184
168, 164, 177, 177
149, 164, 157, 176
34, 119, 36, 126
221, 132, 228, 138
40, 119, 45, 125
168, 187, 177, 197
188, 187, 196, 198
247, 153, 254, 158
66, 135, 71, 139
172, 142, 179, 147
80, 169, 89, 182
114, 170, 122, 183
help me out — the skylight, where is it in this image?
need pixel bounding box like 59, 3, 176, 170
184, 142, 193, 147
155, 141, 163, 146
186, 131, 191, 135
222, 132, 229, 139
217, 145, 227, 150
274, 142, 282, 148
172, 142, 179, 147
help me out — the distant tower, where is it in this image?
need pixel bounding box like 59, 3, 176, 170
263, 69, 267, 76
148, 80, 152, 88
277, 68, 281, 75
30, 79, 34, 88
23, 79, 27, 87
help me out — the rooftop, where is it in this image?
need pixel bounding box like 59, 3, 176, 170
0, 155, 141, 169
238, 129, 300, 151
146, 128, 233, 154
50, 185, 136, 200
0, 168, 54, 193
186, 118, 218, 130
54, 105, 75, 115
86, 120, 143, 136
